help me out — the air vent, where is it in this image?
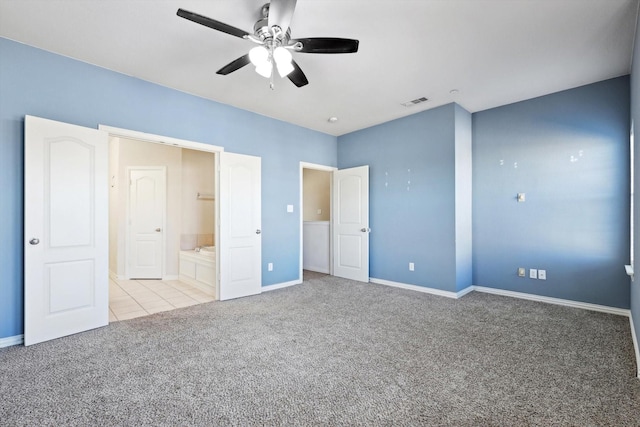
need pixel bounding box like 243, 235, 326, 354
401, 97, 429, 107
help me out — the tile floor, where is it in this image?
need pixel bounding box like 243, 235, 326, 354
109, 278, 215, 322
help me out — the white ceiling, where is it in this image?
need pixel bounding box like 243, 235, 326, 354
0, 0, 638, 136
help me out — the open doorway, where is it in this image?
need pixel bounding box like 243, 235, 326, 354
300, 162, 336, 281
24, 117, 262, 344
107, 136, 218, 321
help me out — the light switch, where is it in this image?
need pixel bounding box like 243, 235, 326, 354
317, 209, 322, 215
529, 268, 537, 279
517, 193, 525, 203
287, 204, 293, 213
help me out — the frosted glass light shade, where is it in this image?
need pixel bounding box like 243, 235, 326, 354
249, 46, 269, 66
273, 47, 294, 77
276, 61, 294, 77
255, 61, 273, 78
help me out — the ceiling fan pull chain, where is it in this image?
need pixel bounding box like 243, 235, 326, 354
269, 44, 275, 90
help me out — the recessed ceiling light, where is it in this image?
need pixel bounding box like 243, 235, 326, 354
328, 117, 338, 123
450, 89, 459, 95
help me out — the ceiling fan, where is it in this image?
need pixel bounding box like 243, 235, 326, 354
177, 0, 359, 88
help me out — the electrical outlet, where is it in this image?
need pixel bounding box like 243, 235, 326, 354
518, 267, 525, 277
529, 268, 538, 279
409, 262, 415, 271
538, 269, 546, 280
268, 263, 273, 271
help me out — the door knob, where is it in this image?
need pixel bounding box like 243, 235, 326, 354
360, 228, 370, 232
29, 238, 40, 245
155, 228, 161, 232
256, 229, 261, 234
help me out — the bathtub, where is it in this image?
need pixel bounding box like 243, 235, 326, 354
179, 247, 216, 297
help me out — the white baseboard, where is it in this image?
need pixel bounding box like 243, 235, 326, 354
0, 334, 24, 348
262, 279, 302, 292
369, 279, 630, 317
631, 314, 640, 379
456, 285, 475, 298
370, 278, 466, 299
164, 275, 179, 281
472, 286, 630, 317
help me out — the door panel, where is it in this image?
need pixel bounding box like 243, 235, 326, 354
333, 166, 369, 282
25, 115, 108, 346
219, 152, 261, 300
128, 168, 165, 279
48, 139, 94, 247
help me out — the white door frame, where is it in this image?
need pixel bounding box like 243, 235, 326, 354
125, 166, 167, 279
299, 162, 337, 282
99, 125, 223, 295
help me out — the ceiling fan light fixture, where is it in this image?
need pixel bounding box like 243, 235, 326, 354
276, 60, 294, 77
273, 46, 294, 77
249, 46, 269, 67
255, 61, 273, 78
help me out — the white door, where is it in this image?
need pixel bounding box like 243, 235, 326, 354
24, 115, 109, 346
219, 152, 262, 300
128, 168, 165, 279
333, 165, 370, 282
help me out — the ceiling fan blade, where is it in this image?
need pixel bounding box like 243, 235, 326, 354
216, 54, 251, 75
177, 8, 249, 39
268, 0, 297, 33
291, 38, 359, 54
287, 60, 309, 87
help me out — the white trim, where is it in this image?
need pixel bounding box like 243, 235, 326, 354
98, 125, 224, 153
625, 264, 634, 280
369, 279, 631, 317
262, 279, 302, 292
299, 162, 337, 284
163, 275, 179, 281
472, 286, 631, 317
456, 285, 475, 298
631, 314, 640, 379
0, 334, 24, 348
370, 278, 463, 299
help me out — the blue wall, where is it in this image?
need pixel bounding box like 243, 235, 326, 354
338, 104, 461, 292
2, 36, 635, 343
0, 38, 337, 340
630, 12, 640, 361
473, 76, 631, 308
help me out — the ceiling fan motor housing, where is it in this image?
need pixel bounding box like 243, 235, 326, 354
254, 18, 291, 47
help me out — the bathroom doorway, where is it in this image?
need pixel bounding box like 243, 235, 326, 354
108, 136, 218, 321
